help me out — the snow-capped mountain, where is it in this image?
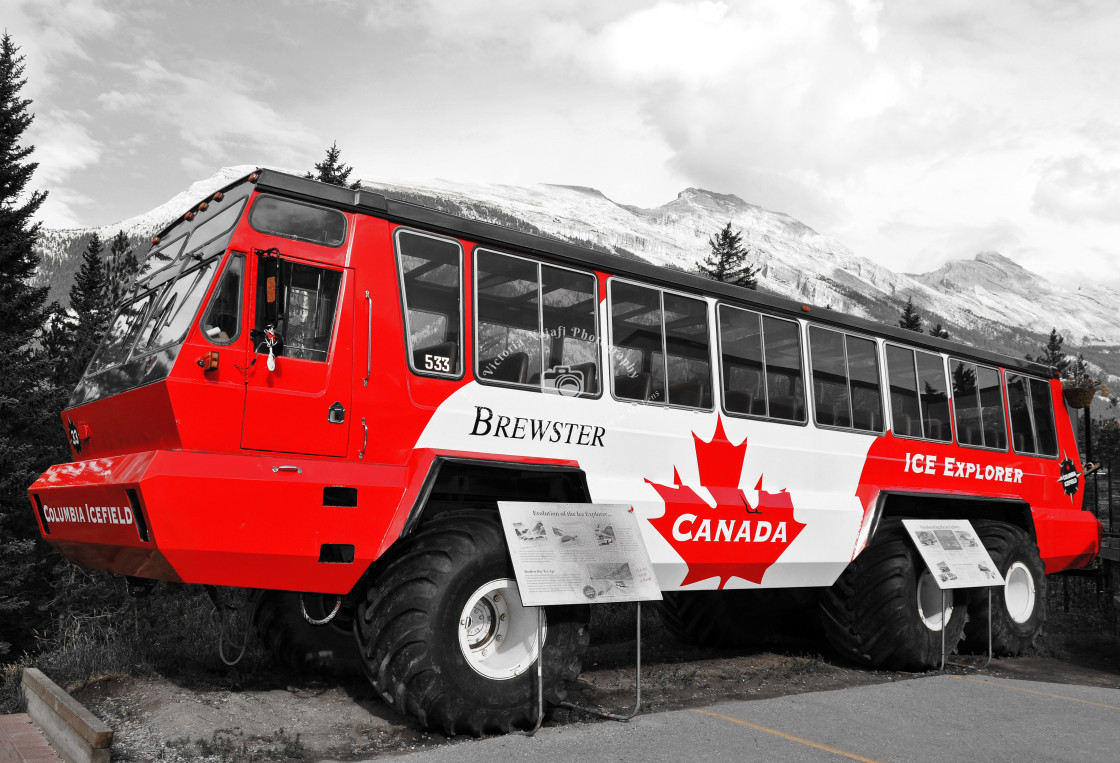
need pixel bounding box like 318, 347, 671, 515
32, 166, 1120, 388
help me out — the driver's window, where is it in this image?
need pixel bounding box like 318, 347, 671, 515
254, 254, 343, 362
202, 253, 245, 345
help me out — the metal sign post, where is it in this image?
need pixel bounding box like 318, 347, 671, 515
902, 519, 1003, 673
498, 502, 662, 735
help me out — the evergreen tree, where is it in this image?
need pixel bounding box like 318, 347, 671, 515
306, 141, 360, 189
105, 229, 139, 307
0, 33, 61, 657
64, 233, 111, 386
898, 297, 923, 332
928, 322, 949, 340
1026, 327, 1070, 376
698, 222, 759, 289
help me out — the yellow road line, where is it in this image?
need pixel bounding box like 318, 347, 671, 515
952, 676, 1120, 711
690, 709, 886, 763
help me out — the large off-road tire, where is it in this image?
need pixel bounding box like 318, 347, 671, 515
820, 519, 967, 670
354, 513, 591, 736
256, 591, 361, 675
961, 521, 1046, 655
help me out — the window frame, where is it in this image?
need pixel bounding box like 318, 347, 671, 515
394, 227, 465, 381
884, 341, 953, 443
1006, 372, 1060, 459
949, 358, 1009, 453
807, 323, 885, 435
715, 302, 808, 427
607, 276, 714, 411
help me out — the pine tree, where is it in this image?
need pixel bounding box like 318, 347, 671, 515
898, 297, 923, 332
105, 229, 139, 307
64, 233, 111, 386
1027, 327, 1070, 376
307, 141, 360, 189
928, 322, 949, 340
698, 222, 759, 289
0, 33, 60, 657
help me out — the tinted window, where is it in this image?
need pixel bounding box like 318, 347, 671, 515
1029, 377, 1058, 456
541, 264, 599, 396
133, 258, 221, 355
887, 345, 920, 436
1006, 374, 1036, 454
249, 195, 347, 247
87, 290, 158, 372
610, 281, 664, 403
663, 293, 711, 407
202, 253, 245, 345
916, 351, 951, 442
810, 327, 882, 432
719, 305, 805, 422
396, 230, 462, 377
952, 361, 1007, 449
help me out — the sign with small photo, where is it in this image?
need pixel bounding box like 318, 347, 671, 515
499, 502, 662, 607
902, 518, 1004, 589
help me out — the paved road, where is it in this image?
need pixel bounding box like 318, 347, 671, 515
340, 675, 1120, 763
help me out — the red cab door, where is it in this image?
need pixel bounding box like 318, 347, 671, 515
241, 254, 354, 457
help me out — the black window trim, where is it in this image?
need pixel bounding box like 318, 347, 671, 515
607, 276, 715, 411
472, 246, 602, 399
806, 323, 885, 436
715, 301, 808, 427
948, 357, 1010, 454
1006, 371, 1060, 460
394, 226, 465, 381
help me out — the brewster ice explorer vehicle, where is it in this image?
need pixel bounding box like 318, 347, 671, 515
30, 170, 1101, 734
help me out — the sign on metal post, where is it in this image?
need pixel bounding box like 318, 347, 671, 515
901, 519, 1003, 671
498, 502, 662, 607
498, 502, 661, 733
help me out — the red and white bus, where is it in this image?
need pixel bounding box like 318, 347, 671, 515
29, 169, 1100, 734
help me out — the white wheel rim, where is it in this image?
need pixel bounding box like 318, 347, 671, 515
457, 578, 544, 680
916, 569, 952, 631
1004, 562, 1036, 624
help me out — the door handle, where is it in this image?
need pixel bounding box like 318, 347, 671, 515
364, 290, 372, 387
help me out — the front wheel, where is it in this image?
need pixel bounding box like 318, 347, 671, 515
961, 521, 1046, 655
354, 513, 590, 736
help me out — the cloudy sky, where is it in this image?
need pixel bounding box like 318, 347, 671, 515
9, 0, 1120, 285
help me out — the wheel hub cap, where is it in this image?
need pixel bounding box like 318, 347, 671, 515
916, 569, 952, 631
457, 578, 545, 680
1004, 562, 1036, 624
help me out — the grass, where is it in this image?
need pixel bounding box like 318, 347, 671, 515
0, 576, 270, 714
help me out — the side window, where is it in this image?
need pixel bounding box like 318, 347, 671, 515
1030, 377, 1059, 456
951, 360, 1007, 449
249, 195, 347, 247
610, 281, 664, 403
1006, 374, 1036, 454
609, 281, 710, 408
809, 326, 882, 432
396, 230, 462, 377
886, 345, 921, 437
916, 351, 951, 442
202, 253, 245, 345
718, 305, 805, 422
253, 256, 343, 362
473, 250, 599, 396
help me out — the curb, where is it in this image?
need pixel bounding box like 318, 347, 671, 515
20, 668, 112, 763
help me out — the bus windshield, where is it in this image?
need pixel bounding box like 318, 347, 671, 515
69, 195, 248, 407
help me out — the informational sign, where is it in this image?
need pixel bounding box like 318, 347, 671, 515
498, 502, 662, 607
902, 519, 1005, 589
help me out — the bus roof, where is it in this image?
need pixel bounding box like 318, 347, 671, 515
186, 168, 1054, 378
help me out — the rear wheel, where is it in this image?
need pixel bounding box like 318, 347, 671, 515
820, 519, 966, 670
961, 521, 1046, 655
354, 513, 590, 735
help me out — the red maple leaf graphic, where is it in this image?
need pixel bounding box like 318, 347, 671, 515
646, 417, 805, 589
